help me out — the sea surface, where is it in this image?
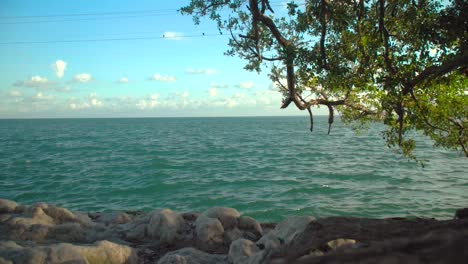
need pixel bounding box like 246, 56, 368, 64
0, 116, 466, 222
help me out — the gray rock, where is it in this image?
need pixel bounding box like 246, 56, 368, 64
147, 209, 185, 244
97, 212, 132, 225
43, 206, 77, 224
201, 207, 240, 229
0, 240, 137, 264
229, 238, 263, 264
0, 199, 17, 214
157, 247, 229, 264
325, 238, 357, 251
195, 215, 224, 244
274, 216, 315, 244
238, 216, 263, 239
225, 228, 243, 243
256, 232, 281, 251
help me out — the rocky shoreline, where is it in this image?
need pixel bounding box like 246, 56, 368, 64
1, 199, 467, 263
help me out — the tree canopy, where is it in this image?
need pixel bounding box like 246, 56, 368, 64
181, 0, 468, 157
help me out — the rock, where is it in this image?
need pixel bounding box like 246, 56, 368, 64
147, 209, 185, 244
201, 207, 240, 229
7, 206, 55, 227
0, 240, 137, 264
157, 247, 229, 264
256, 232, 281, 251
97, 212, 132, 225
239, 216, 262, 234
0, 199, 17, 214
47, 223, 87, 243
43, 206, 77, 224
229, 239, 263, 264
454, 208, 468, 219
225, 228, 243, 243
274, 216, 315, 244
325, 238, 357, 251
195, 215, 224, 244
0, 257, 13, 264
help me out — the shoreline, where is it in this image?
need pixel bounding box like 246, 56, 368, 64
1, 199, 467, 263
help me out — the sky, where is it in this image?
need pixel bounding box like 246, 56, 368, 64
0, 0, 310, 118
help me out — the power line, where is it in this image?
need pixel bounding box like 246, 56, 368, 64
0, 33, 228, 45
0, 2, 305, 21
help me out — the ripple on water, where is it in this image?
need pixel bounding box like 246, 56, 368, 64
0, 117, 466, 222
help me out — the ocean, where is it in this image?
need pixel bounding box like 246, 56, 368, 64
0, 116, 466, 222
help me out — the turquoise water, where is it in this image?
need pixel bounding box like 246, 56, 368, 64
0, 116, 466, 222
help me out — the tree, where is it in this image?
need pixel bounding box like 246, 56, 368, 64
181, 0, 468, 157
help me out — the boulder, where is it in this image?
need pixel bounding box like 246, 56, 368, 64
238, 216, 263, 236
325, 238, 357, 251
147, 209, 185, 244
7, 206, 55, 227
229, 239, 263, 264
195, 215, 224, 244
0, 240, 137, 264
256, 232, 281, 251
43, 206, 77, 224
201, 207, 240, 229
273, 216, 315, 244
97, 212, 132, 225
157, 247, 229, 264
0, 199, 17, 214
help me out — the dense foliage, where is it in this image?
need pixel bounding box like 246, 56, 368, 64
181, 0, 467, 157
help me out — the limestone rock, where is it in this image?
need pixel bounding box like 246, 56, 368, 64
97, 212, 132, 225
201, 207, 240, 229
325, 238, 357, 251
147, 209, 185, 244
229, 238, 263, 264
157, 247, 229, 264
274, 216, 315, 244
225, 228, 243, 243
256, 232, 281, 251
47, 223, 87, 243
7, 206, 55, 227
43, 206, 77, 224
0, 240, 137, 264
195, 215, 224, 244
238, 216, 263, 240
0, 199, 17, 214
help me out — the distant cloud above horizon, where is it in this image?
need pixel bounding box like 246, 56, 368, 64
14, 76, 56, 89
163, 31, 184, 40
118, 77, 129, 83
52, 60, 67, 79
236, 81, 254, 89
73, 73, 92, 83
185, 68, 216, 75
151, 74, 176, 82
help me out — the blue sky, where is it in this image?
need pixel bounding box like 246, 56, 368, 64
0, 0, 308, 118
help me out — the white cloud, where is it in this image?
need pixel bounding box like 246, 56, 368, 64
73, 73, 92, 83
119, 77, 129, 83
163, 31, 184, 40
151, 74, 176, 82
9, 90, 22, 97
210, 82, 229, 89
186, 68, 216, 75
52, 60, 67, 78
137, 94, 159, 109
209, 87, 218, 97
88, 93, 102, 107
236, 81, 254, 89
33, 92, 54, 101
14, 76, 55, 88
